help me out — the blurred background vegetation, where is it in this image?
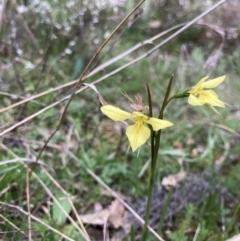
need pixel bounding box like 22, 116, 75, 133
0, 0, 240, 240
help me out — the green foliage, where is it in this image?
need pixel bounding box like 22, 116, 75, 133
0, 0, 240, 240
52, 192, 72, 226
168, 204, 195, 241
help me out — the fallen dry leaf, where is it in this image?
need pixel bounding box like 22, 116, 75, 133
162, 171, 186, 189
79, 208, 110, 226
108, 198, 125, 229
225, 234, 240, 241
187, 137, 195, 145
148, 20, 161, 29
191, 148, 199, 157
79, 196, 125, 229
100, 189, 114, 197
174, 141, 184, 149
94, 202, 103, 212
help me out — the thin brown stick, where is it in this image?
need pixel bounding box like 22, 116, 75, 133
0, 80, 76, 114
0, 0, 228, 138
145, 0, 228, 57
75, 0, 146, 90
0, 23, 185, 114
35, 0, 146, 163
5, 135, 165, 241
34, 170, 91, 241
0, 202, 76, 241
0, 96, 67, 136
41, 166, 91, 240
0, 144, 90, 241
0, 214, 28, 237
0, 145, 78, 241
26, 168, 32, 241
67, 151, 165, 241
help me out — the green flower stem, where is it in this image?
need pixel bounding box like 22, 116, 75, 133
141, 79, 175, 240
142, 127, 158, 241
141, 77, 174, 241
141, 121, 168, 241
160, 90, 189, 117
141, 130, 162, 241
141, 77, 188, 240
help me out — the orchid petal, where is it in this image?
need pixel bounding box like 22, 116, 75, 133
195, 76, 208, 86
199, 90, 225, 107
126, 124, 150, 152
188, 94, 202, 106
145, 117, 173, 131
101, 105, 131, 121
201, 76, 225, 89
131, 111, 146, 121
207, 104, 223, 117
191, 76, 209, 92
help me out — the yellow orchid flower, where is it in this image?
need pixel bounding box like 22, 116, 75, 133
101, 105, 173, 152
188, 76, 226, 107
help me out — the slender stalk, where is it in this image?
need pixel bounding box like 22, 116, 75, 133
141, 131, 161, 241
146, 84, 155, 166
141, 76, 174, 240
141, 88, 189, 239
130, 225, 136, 241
